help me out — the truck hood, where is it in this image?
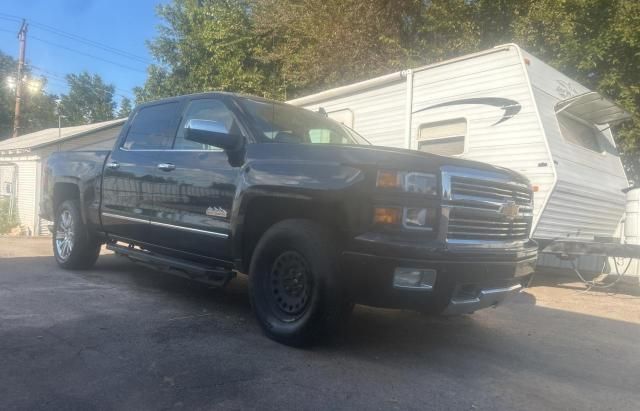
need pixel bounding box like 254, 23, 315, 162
247, 143, 530, 185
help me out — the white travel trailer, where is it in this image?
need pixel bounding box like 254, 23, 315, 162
288, 44, 631, 270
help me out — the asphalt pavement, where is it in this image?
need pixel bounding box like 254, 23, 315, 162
1, 238, 639, 410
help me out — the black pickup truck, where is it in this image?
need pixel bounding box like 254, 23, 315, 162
41, 92, 537, 345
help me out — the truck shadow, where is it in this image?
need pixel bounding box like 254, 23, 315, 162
63, 254, 544, 348
2, 254, 640, 410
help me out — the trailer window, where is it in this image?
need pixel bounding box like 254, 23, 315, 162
417, 118, 466, 156
557, 112, 602, 152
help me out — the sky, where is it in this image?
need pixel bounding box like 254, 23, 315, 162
0, 0, 167, 105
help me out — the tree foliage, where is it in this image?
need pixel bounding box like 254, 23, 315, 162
1, 51, 119, 137
137, 0, 640, 180
59, 72, 116, 125
134, 0, 268, 101
117, 97, 133, 118
0, 50, 58, 139
252, 0, 424, 98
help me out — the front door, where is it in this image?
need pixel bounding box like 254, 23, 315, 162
148, 97, 244, 263
101, 100, 182, 244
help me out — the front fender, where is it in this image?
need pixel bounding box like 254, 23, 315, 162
229, 159, 367, 270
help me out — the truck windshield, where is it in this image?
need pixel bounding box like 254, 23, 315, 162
239, 97, 370, 145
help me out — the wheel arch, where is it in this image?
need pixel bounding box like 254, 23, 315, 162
52, 181, 85, 223
233, 194, 350, 273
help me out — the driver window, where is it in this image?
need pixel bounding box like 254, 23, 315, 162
174, 99, 240, 150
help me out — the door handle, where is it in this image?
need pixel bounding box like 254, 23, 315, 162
157, 163, 176, 172
106, 161, 119, 169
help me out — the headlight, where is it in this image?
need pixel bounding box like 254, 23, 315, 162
403, 208, 433, 230
376, 170, 438, 196
373, 206, 435, 231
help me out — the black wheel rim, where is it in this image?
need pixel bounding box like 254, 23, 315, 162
267, 251, 313, 319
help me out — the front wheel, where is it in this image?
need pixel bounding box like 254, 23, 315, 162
53, 200, 101, 269
249, 219, 350, 346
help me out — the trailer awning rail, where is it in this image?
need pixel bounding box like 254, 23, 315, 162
555, 92, 631, 125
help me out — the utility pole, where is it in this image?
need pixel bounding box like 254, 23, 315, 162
12, 19, 28, 138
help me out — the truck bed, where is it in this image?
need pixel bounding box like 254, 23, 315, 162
40, 150, 111, 223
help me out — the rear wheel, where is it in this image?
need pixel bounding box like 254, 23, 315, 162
53, 200, 101, 269
249, 219, 350, 346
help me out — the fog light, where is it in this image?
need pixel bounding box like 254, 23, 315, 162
393, 268, 437, 290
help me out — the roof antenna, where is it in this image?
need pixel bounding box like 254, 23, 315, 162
318, 107, 328, 117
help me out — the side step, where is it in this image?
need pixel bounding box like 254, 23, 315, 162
106, 242, 235, 287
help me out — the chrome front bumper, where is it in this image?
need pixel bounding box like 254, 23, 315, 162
441, 283, 523, 315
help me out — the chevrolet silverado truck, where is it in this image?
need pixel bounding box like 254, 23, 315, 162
41, 92, 538, 346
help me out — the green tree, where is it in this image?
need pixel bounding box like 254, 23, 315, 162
60, 71, 116, 125
0, 50, 58, 139
137, 0, 640, 180
511, 0, 640, 181
117, 97, 133, 118
135, 0, 269, 103
253, 0, 424, 98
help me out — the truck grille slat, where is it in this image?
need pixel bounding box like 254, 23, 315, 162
445, 173, 533, 242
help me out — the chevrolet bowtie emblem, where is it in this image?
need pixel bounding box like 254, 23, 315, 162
500, 201, 520, 220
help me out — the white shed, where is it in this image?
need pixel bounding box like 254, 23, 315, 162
0, 118, 125, 236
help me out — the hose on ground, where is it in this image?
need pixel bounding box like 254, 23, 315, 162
571, 256, 632, 292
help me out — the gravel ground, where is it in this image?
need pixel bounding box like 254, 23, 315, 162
1, 237, 639, 410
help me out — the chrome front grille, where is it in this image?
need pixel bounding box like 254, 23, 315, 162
448, 209, 531, 240
443, 167, 533, 242
450, 177, 532, 206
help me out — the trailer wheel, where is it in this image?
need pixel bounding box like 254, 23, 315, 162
53, 200, 101, 269
249, 219, 350, 346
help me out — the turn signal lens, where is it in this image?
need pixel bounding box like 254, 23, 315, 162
532, 184, 539, 192
373, 207, 401, 225
376, 170, 401, 189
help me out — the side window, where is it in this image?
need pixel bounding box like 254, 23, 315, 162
174, 99, 241, 150
417, 118, 466, 156
557, 112, 602, 152
122, 102, 180, 150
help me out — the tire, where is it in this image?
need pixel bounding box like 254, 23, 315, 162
248, 219, 350, 346
53, 200, 101, 269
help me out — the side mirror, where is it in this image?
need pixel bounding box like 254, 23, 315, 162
185, 119, 243, 151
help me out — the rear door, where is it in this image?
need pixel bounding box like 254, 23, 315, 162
148, 97, 245, 263
101, 101, 182, 244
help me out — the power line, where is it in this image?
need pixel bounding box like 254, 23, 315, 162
28, 34, 147, 73
0, 12, 151, 64
1, 26, 137, 100
1, 25, 147, 74
0, 27, 16, 35
0, 15, 21, 24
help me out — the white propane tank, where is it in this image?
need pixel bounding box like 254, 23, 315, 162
625, 187, 640, 244
622, 187, 640, 280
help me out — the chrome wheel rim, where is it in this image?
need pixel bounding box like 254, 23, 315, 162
55, 210, 74, 260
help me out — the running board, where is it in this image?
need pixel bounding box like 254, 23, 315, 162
106, 242, 235, 287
